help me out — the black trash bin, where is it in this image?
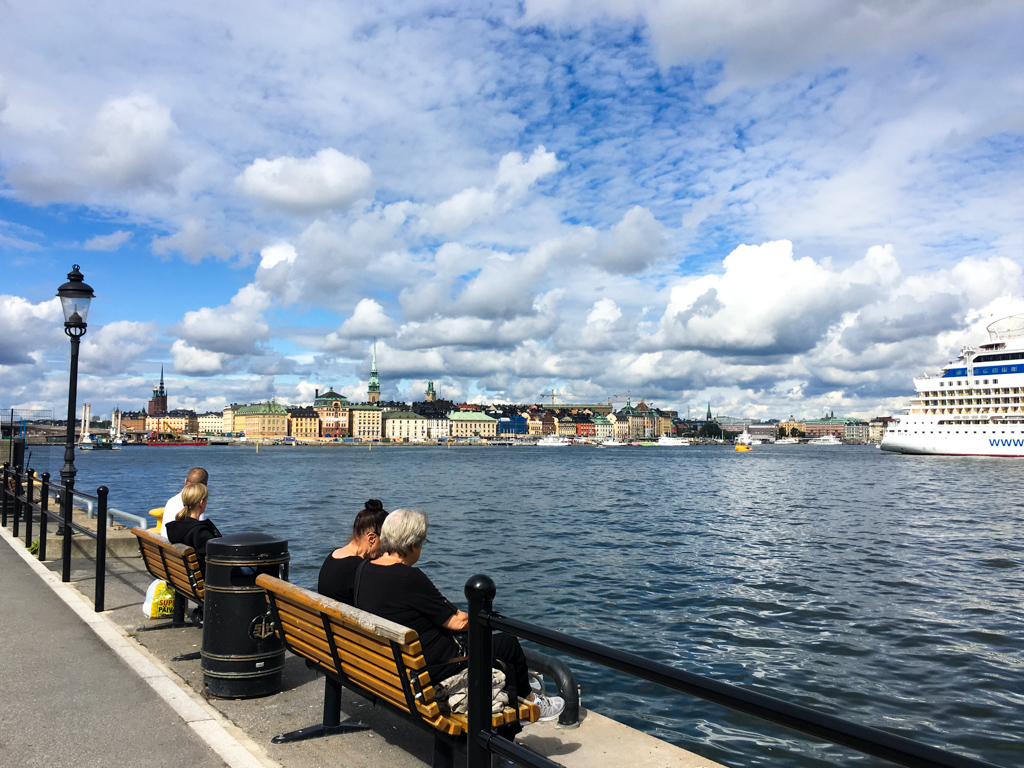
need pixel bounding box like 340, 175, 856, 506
201, 532, 290, 698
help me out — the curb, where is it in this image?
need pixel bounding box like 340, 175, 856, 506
0, 523, 280, 768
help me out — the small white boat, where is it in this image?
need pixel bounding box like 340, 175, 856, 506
601, 438, 629, 447
537, 435, 570, 446
774, 437, 800, 445
807, 434, 843, 445
734, 430, 761, 446
657, 435, 690, 446
79, 434, 95, 450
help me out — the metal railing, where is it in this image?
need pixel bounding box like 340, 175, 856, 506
2, 462, 109, 612
463, 574, 1006, 768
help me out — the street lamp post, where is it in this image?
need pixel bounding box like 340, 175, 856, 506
56, 265, 94, 582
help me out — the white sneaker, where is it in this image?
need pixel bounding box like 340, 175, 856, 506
534, 693, 565, 722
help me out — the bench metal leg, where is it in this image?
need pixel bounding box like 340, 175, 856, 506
272, 676, 369, 744
432, 733, 455, 768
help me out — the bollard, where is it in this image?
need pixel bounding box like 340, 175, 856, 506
465, 573, 496, 768
201, 533, 289, 698
95, 486, 108, 612
25, 470, 34, 549
12, 465, 22, 539
38, 473, 50, 561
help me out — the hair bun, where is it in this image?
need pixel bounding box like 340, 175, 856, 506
365, 499, 384, 512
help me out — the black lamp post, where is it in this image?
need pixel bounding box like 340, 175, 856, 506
56, 265, 94, 581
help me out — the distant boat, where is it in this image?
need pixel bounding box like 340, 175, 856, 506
79, 434, 95, 451
807, 434, 843, 445
658, 435, 690, 446
735, 430, 760, 446
774, 437, 800, 445
601, 438, 628, 447
145, 439, 209, 447
537, 435, 570, 446
734, 443, 753, 452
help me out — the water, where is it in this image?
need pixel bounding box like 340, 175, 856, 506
28, 444, 1024, 768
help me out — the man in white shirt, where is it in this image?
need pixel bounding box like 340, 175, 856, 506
159, 467, 209, 537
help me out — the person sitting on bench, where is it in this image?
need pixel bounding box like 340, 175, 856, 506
165, 483, 221, 575
317, 499, 389, 604
353, 508, 565, 727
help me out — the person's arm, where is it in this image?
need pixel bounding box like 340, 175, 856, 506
442, 609, 468, 631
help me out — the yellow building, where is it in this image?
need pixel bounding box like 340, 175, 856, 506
145, 410, 199, 437
448, 411, 497, 439
235, 401, 288, 438
314, 388, 350, 438
288, 407, 320, 439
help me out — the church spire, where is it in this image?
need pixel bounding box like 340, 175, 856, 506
367, 341, 380, 403
706, 402, 712, 421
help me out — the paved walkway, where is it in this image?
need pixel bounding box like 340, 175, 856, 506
0, 526, 235, 768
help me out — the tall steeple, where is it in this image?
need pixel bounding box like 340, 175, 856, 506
706, 402, 712, 421
425, 380, 436, 402
159, 365, 166, 397
367, 342, 380, 403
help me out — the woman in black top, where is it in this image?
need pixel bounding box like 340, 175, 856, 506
165, 483, 221, 574
317, 500, 388, 604
357, 509, 564, 724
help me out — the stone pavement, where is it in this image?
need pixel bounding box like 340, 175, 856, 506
0, 527, 228, 768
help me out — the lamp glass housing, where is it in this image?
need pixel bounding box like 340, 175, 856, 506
56, 265, 95, 325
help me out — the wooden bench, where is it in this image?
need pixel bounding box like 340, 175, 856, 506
255, 574, 539, 768
131, 526, 205, 631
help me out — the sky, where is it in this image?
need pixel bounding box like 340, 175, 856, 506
2, 0, 1024, 422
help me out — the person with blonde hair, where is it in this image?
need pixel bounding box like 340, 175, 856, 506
354, 509, 564, 725
318, 500, 388, 604
159, 467, 209, 537
165, 483, 221, 574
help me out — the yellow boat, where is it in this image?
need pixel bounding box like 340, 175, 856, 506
734, 444, 752, 452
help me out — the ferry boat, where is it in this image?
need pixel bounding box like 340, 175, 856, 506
807, 434, 842, 445
536, 435, 570, 447
600, 438, 629, 447
774, 437, 800, 445
734, 430, 760, 446
657, 435, 690, 446
881, 314, 1024, 456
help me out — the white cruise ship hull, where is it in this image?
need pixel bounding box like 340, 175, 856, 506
881, 420, 1024, 456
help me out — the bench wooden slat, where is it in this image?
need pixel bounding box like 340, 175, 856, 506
255, 573, 537, 744
131, 527, 204, 603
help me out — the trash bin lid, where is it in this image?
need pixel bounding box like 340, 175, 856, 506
207, 531, 289, 559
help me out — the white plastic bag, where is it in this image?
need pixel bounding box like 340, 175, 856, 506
142, 579, 176, 619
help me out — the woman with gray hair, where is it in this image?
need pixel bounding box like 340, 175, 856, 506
353, 509, 564, 724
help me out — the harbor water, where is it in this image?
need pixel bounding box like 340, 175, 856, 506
27, 444, 1024, 768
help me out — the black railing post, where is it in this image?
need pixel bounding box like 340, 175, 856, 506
94, 486, 108, 612
465, 574, 496, 768
12, 465, 22, 539
1, 463, 9, 527
39, 473, 50, 561
25, 470, 34, 548
61, 479, 74, 582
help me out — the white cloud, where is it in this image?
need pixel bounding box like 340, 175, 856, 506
587, 298, 622, 326
0, 295, 61, 365
173, 284, 272, 356
152, 218, 232, 263
81, 321, 156, 375
171, 339, 228, 376
258, 242, 298, 270
82, 230, 132, 251
593, 206, 668, 274
237, 148, 372, 212
323, 298, 396, 350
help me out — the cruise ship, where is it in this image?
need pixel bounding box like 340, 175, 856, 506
881, 315, 1024, 456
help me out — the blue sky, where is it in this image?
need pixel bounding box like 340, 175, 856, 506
2, 1, 1023, 420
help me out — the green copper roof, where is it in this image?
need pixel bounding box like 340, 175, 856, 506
449, 411, 497, 422
235, 400, 287, 415
314, 388, 349, 407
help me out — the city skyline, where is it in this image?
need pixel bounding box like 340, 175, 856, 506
2, 2, 1023, 420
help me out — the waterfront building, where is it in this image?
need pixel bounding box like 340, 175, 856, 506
147, 367, 168, 415
383, 411, 428, 442
525, 410, 544, 436
424, 415, 450, 441
197, 411, 223, 435
593, 413, 613, 440
747, 422, 776, 442
234, 401, 288, 438
574, 415, 596, 438
868, 417, 895, 443
804, 416, 856, 439
349, 405, 383, 441
314, 387, 350, 438
844, 421, 870, 443
223, 404, 242, 435
145, 409, 198, 437
497, 414, 529, 438
287, 406, 320, 439
367, 343, 381, 404
119, 410, 146, 433
557, 416, 576, 438
778, 417, 807, 437
448, 410, 497, 439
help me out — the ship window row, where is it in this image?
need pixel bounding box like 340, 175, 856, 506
971, 352, 1024, 363
943, 365, 1019, 378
